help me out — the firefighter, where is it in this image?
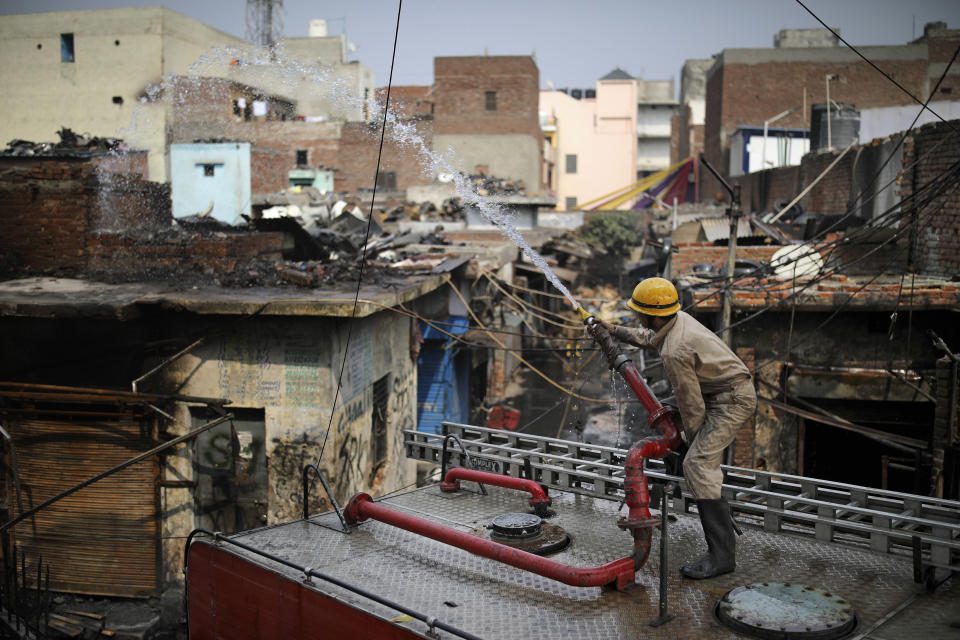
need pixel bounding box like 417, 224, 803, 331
592, 277, 757, 579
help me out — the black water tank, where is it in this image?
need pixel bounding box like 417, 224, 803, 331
810, 102, 860, 151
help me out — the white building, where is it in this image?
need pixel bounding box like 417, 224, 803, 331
0, 7, 374, 182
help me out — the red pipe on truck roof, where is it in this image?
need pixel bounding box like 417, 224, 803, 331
440, 467, 552, 515
344, 492, 639, 591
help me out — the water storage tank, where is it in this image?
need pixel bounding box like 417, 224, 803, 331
811, 102, 860, 150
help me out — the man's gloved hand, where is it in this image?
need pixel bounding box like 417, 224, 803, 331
594, 318, 617, 335
583, 318, 616, 340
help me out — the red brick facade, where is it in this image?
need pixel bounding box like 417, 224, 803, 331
701, 32, 960, 199
224, 121, 342, 195
671, 243, 782, 276
900, 118, 960, 278
335, 118, 435, 195
0, 155, 283, 276
0, 153, 165, 271
433, 56, 541, 140
376, 86, 434, 119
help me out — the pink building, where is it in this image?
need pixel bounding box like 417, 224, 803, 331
540, 68, 638, 211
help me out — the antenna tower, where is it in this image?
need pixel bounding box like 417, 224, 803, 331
246, 0, 284, 47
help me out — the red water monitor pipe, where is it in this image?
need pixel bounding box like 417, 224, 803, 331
440, 467, 552, 516
578, 309, 682, 539
344, 493, 638, 591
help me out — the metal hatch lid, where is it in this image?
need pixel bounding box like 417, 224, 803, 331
716, 582, 857, 639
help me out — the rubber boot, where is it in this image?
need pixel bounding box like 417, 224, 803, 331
680, 498, 736, 579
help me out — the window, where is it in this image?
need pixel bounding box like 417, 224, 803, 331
60, 33, 74, 62
565, 154, 577, 174
376, 171, 397, 190
485, 91, 497, 111
370, 375, 389, 477
565, 196, 578, 210
295, 150, 308, 166
202, 164, 216, 177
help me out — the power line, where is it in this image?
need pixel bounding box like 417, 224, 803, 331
316, 0, 403, 466
679, 39, 960, 315
720, 164, 960, 340
683, 147, 960, 313
794, 0, 957, 133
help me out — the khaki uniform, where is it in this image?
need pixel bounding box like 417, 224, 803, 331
614, 311, 757, 499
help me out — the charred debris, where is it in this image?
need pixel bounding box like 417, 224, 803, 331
1, 131, 575, 289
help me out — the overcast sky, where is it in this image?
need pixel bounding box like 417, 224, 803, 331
3, 0, 959, 91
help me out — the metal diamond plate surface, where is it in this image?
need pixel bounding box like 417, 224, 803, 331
221, 485, 958, 639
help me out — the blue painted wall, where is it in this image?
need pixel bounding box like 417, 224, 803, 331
170, 143, 251, 224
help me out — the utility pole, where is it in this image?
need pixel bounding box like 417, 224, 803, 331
825, 74, 839, 150
699, 155, 742, 347
246, 0, 285, 47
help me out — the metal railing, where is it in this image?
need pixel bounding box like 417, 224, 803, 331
405, 423, 960, 575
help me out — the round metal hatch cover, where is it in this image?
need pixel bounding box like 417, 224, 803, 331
490, 513, 542, 539
716, 583, 857, 640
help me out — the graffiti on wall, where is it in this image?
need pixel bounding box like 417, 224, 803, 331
389, 371, 416, 461
269, 431, 328, 521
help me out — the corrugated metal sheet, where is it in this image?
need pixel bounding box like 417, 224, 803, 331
417, 348, 449, 435
700, 216, 755, 242
416, 317, 472, 434
8, 417, 158, 597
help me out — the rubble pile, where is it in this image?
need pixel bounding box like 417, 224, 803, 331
3, 127, 125, 156
466, 172, 526, 196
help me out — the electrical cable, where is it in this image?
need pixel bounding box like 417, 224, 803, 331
783, 40, 960, 241
719, 170, 960, 336
482, 272, 584, 329
494, 277, 611, 304
316, 0, 403, 467
444, 276, 607, 403
679, 41, 960, 315
684, 150, 960, 314
795, 0, 957, 133
746, 189, 957, 385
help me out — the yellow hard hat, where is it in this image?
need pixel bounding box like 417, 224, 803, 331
626, 277, 680, 316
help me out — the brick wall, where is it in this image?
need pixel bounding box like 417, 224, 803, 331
702, 62, 727, 200
376, 86, 434, 118
671, 243, 782, 276
733, 347, 756, 468
0, 158, 92, 270
225, 121, 342, 196
86, 231, 284, 278
0, 155, 284, 278
434, 56, 540, 140
700, 33, 960, 201
336, 119, 435, 194
250, 147, 294, 195
730, 164, 802, 214
900, 119, 960, 278
800, 148, 856, 215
